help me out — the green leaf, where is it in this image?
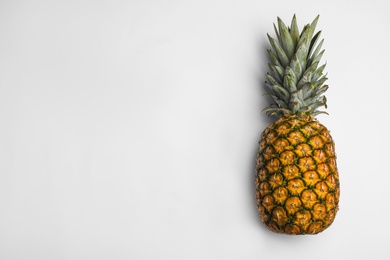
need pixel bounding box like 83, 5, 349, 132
266, 73, 279, 86
297, 61, 319, 88
290, 14, 299, 46
268, 63, 284, 81
308, 49, 325, 68
278, 17, 295, 59
270, 84, 291, 103
297, 73, 312, 88
313, 110, 329, 116
308, 15, 320, 41
301, 82, 315, 98
262, 105, 291, 117
294, 39, 308, 72
284, 74, 297, 93
310, 96, 327, 109
323, 96, 328, 109
313, 85, 329, 97
308, 31, 322, 58
312, 63, 327, 81
267, 49, 282, 67
310, 39, 324, 61
273, 23, 280, 43
285, 66, 298, 85
298, 105, 312, 113
313, 75, 328, 88
295, 15, 320, 66
290, 54, 303, 81
294, 88, 305, 101
308, 61, 320, 73
297, 25, 310, 49
268, 34, 289, 67
289, 92, 302, 113
264, 94, 289, 108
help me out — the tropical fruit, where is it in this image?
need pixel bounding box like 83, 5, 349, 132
256, 15, 340, 235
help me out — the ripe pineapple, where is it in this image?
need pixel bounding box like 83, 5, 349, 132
256, 15, 340, 235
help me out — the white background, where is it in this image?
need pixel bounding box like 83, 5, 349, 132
1, 0, 389, 259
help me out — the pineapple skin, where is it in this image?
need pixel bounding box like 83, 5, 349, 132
256, 116, 340, 234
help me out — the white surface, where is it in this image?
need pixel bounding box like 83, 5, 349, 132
0, 0, 389, 259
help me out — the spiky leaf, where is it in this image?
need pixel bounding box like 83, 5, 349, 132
290, 15, 300, 46
263, 15, 329, 118
278, 17, 295, 59
268, 34, 289, 67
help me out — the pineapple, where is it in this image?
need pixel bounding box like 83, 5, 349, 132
256, 15, 340, 235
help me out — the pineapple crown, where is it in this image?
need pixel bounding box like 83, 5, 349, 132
263, 15, 328, 118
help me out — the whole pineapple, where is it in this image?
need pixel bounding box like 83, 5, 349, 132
256, 15, 340, 235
